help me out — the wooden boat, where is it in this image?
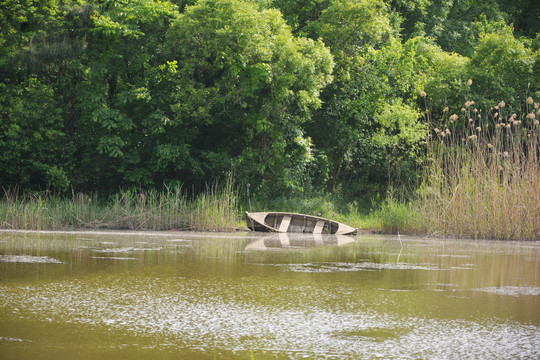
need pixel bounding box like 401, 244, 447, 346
245, 212, 357, 235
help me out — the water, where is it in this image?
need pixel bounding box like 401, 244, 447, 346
0, 230, 538, 359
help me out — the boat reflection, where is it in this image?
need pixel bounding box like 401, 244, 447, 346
245, 233, 356, 250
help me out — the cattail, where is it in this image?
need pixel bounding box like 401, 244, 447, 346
467, 79, 472, 86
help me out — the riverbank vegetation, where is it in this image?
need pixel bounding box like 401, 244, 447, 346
1, 0, 539, 239
369, 97, 540, 240
417, 98, 540, 240
0, 180, 239, 231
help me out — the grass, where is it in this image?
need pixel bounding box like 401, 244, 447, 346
365, 193, 422, 235
0, 178, 240, 232
411, 97, 540, 240
360, 95, 539, 241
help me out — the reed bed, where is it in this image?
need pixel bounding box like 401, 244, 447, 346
416, 97, 540, 240
0, 179, 240, 231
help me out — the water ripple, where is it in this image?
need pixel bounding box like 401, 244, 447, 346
1, 279, 537, 359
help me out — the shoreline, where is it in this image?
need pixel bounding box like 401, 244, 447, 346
1, 228, 537, 243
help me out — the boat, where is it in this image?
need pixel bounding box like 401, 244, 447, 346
245, 212, 357, 235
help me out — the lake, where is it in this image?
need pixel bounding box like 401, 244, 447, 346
0, 230, 539, 359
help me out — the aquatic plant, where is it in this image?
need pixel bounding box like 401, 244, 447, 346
0, 178, 240, 232
416, 94, 540, 240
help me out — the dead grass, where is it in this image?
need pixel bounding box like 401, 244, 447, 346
416, 97, 540, 240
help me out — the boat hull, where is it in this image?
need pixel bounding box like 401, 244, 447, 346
245, 212, 357, 235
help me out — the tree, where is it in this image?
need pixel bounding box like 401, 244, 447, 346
76, 0, 180, 190
388, 0, 516, 56
305, 0, 428, 193
161, 0, 334, 193
467, 27, 538, 108
0, 1, 88, 192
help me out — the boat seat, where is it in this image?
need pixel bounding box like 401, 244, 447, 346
279, 215, 291, 232
313, 219, 325, 234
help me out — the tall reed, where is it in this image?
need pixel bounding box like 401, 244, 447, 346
0, 178, 240, 231
417, 96, 540, 240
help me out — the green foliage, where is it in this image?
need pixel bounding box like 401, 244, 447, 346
415, 38, 469, 117
307, 0, 396, 55
388, 0, 518, 56
369, 192, 421, 234
306, 4, 429, 193
163, 0, 333, 194
0, 78, 69, 192
467, 27, 538, 107
0, 0, 538, 210
373, 100, 426, 164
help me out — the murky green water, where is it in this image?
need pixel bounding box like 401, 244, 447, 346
0, 230, 538, 359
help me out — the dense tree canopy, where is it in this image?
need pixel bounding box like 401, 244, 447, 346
1, 0, 539, 198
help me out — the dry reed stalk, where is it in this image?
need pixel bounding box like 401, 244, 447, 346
419, 99, 539, 240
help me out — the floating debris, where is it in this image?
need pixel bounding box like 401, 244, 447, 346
473, 286, 540, 297
0, 337, 26, 342
285, 262, 438, 273
0, 255, 63, 264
